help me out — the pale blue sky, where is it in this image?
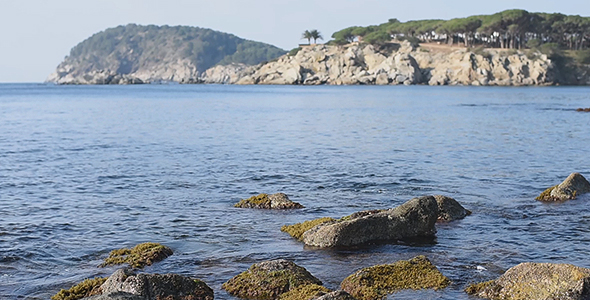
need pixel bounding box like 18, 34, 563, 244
1, 0, 588, 82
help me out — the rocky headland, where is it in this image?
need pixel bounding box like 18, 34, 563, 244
49, 40, 590, 86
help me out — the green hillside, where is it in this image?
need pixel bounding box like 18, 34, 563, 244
64, 24, 286, 75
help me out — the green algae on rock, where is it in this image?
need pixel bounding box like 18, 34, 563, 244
222, 259, 322, 300
340, 255, 450, 300
465, 262, 590, 300
234, 193, 304, 209
51, 277, 107, 300
278, 284, 331, 300
281, 217, 336, 240
536, 173, 590, 201
100, 242, 173, 269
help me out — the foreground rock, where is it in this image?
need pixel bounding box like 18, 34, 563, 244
100, 242, 173, 269
234, 193, 304, 209
434, 195, 471, 221
341, 255, 450, 300
278, 284, 355, 300
298, 196, 438, 247
222, 259, 322, 299
465, 262, 590, 300
54, 269, 213, 300
536, 173, 590, 201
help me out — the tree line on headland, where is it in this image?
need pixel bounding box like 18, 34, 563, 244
330, 9, 590, 52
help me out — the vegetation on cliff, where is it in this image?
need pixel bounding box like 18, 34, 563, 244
331, 9, 590, 53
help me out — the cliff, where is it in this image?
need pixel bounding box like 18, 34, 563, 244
207, 42, 590, 86
46, 24, 286, 84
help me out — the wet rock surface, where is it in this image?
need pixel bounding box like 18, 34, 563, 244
301, 196, 438, 247
536, 173, 590, 201
222, 259, 322, 299
434, 195, 471, 221
340, 255, 450, 300
465, 262, 590, 300
234, 193, 304, 209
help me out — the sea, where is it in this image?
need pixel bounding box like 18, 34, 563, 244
1, 83, 589, 299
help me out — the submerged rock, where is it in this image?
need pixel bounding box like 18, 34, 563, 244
434, 195, 471, 221
234, 193, 304, 209
100, 242, 173, 269
536, 173, 590, 201
222, 259, 322, 299
84, 268, 213, 300
341, 255, 450, 300
52, 277, 107, 300
300, 196, 438, 247
465, 262, 590, 300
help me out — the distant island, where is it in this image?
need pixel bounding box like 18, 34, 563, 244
47, 24, 286, 84
48, 10, 590, 86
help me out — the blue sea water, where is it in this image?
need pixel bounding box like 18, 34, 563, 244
0, 83, 589, 299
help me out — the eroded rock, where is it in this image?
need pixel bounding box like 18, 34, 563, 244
465, 262, 590, 300
222, 259, 322, 299
536, 173, 590, 201
299, 196, 438, 247
341, 255, 450, 300
234, 193, 304, 209
75, 269, 213, 300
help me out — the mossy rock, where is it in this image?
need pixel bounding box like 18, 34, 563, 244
222, 259, 322, 300
536, 185, 558, 201
281, 217, 336, 240
100, 242, 173, 269
279, 284, 331, 300
536, 173, 590, 202
51, 277, 107, 300
341, 255, 450, 300
465, 262, 590, 300
234, 193, 304, 209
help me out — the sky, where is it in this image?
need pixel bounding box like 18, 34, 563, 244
0, 0, 589, 82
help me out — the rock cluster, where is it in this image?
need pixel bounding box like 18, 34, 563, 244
282, 195, 469, 248
536, 173, 590, 201
466, 262, 590, 300
234, 193, 304, 209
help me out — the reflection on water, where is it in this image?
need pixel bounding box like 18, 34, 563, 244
0, 84, 589, 299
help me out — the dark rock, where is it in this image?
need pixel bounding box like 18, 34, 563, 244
536, 173, 590, 201
434, 195, 471, 221
301, 196, 438, 247
83, 268, 213, 300
576, 108, 590, 112
465, 262, 590, 300
234, 193, 304, 209
222, 259, 322, 299
341, 255, 450, 300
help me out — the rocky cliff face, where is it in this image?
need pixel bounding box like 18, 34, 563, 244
201, 41, 590, 86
